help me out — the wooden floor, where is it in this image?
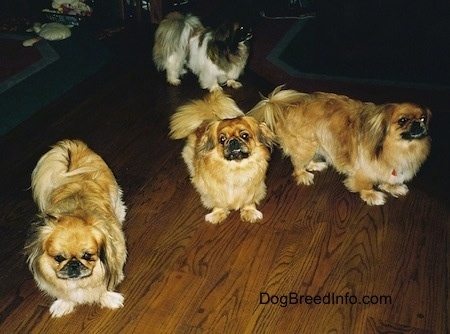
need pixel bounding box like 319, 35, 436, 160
0, 17, 449, 334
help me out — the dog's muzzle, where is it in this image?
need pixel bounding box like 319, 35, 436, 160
244, 30, 253, 42
237, 26, 253, 43
58, 259, 90, 279
402, 120, 428, 140
224, 138, 249, 160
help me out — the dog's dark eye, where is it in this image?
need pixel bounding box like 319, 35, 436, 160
82, 253, 93, 261
54, 255, 66, 263
419, 116, 426, 122
219, 134, 227, 145
398, 117, 409, 126
240, 132, 250, 141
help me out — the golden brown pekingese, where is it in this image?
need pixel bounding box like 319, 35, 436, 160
24, 139, 127, 317
248, 86, 431, 205
170, 91, 276, 224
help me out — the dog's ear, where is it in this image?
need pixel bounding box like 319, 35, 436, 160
363, 104, 394, 157
24, 213, 58, 272
213, 22, 232, 42
93, 220, 126, 290
243, 116, 277, 151
422, 106, 432, 127
195, 120, 209, 138
197, 121, 217, 153
258, 121, 277, 151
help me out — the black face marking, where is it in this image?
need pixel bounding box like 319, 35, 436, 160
400, 118, 428, 140
54, 254, 66, 263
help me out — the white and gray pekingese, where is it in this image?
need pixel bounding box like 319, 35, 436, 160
153, 11, 252, 92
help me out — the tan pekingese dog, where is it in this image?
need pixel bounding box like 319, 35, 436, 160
248, 86, 431, 205
170, 91, 276, 224
24, 139, 127, 317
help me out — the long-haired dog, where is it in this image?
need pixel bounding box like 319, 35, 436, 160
153, 11, 252, 92
24, 139, 127, 317
170, 91, 276, 224
248, 86, 431, 205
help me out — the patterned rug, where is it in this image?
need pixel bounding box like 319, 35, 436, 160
0, 26, 112, 137
268, 18, 450, 90
0, 33, 59, 94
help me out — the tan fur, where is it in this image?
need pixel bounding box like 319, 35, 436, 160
170, 92, 276, 223
24, 139, 127, 317
249, 86, 431, 205
169, 90, 245, 139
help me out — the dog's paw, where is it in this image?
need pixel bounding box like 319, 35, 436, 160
378, 183, 409, 198
360, 189, 387, 205
306, 161, 328, 172
167, 77, 181, 86
293, 169, 315, 185
226, 79, 242, 89
101, 291, 124, 309
49, 299, 75, 318
209, 84, 223, 92
240, 206, 263, 223
205, 208, 229, 224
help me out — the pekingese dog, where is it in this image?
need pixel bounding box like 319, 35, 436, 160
170, 90, 276, 224
153, 11, 252, 92
24, 139, 127, 317
248, 86, 431, 205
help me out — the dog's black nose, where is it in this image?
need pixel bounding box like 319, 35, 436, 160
402, 120, 427, 140
67, 260, 81, 277
228, 138, 241, 151
410, 121, 424, 135
225, 137, 249, 160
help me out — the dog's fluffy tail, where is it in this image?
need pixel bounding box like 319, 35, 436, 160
169, 90, 245, 139
153, 12, 202, 70
31, 140, 101, 211
248, 85, 309, 131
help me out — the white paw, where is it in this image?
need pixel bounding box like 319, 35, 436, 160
378, 183, 409, 198
293, 169, 315, 185
49, 299, 75, 318
209, 84, 223, 92
240, 207, 263, 223
101, 291, 124, 309
205, 208, 229, 224
226, 79, 242, 89
306, 161, 328, 172
167, 77, 181, 86
360, 189, 387, 205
